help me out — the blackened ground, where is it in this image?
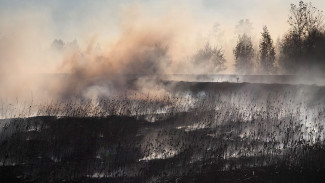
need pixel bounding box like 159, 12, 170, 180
1, 82, 325, 182
0, 115, 325, 183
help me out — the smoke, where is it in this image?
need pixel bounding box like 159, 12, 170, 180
0, 4, 203, 117
1, 1, 324, 105
0, 9, 57, 102
51, 7, 198, 99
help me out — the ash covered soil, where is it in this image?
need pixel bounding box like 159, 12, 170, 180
1, 82, 325, 182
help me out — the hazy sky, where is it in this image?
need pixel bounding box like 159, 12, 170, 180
1, 0, 325, 74
0, 0, 325, 101
1, 0, 325, 40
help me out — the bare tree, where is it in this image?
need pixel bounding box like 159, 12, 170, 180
279, 1, 325, 74
288, 1, 324, 39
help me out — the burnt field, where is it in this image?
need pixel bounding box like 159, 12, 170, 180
1, 82, 325, 182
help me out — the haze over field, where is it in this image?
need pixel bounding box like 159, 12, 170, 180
3, 0, 325, 73
2, 1, 325, 182
0, 0, 325, 102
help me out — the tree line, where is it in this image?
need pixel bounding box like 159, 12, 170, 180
197, 1, 325, 75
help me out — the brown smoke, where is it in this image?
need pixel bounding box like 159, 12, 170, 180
51, 8, 194, 99
0, 4, 226, 104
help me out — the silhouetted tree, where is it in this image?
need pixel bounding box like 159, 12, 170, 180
259, 26, 276, 74
193, 42, 226, 73
279, 1, 325, 73
234, 34, 254, 74
279, 33, 301, 73
51, 39, 80, 52
288, 1, 324, 39
51, 39, 65, 51
235, 19, 253, 35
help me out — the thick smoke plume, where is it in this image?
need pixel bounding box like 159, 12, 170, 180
55, 14, 185, 99
0, 6, 202, 103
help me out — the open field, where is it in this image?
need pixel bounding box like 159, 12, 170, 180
1, 81, 325, 182
2, 0, 325, 182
